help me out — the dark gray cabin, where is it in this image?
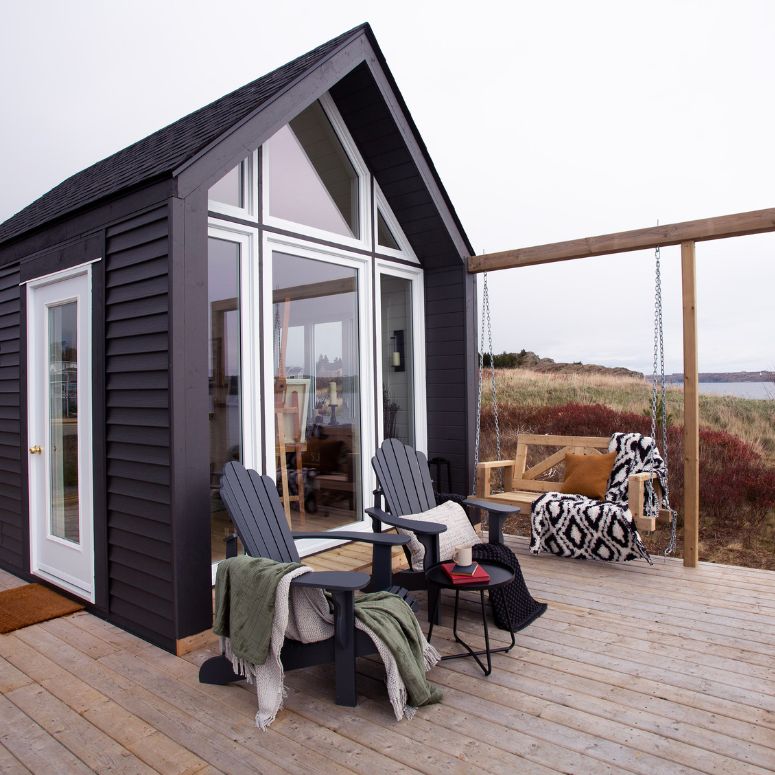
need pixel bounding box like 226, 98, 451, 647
0, 23, 476, 651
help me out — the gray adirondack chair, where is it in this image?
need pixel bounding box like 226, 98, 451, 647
199, 461, 412, 706
367, 439, 518, 618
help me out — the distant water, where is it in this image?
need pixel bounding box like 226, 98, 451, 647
697, 382, 773, 400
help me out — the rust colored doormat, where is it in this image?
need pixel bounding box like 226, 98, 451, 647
0, 584, 84, 634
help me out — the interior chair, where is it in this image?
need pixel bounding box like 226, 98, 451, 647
199, 461, 412, 706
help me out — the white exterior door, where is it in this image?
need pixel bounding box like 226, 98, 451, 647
27, 266, 94, 601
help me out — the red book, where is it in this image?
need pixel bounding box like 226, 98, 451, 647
441, 562, 490, 585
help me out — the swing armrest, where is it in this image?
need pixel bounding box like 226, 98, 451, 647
475, 460, 515, 497
627, 472, 661, 503
627, 473, 664, 533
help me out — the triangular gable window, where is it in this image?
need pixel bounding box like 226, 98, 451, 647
267, 101, 359, 238
209, 162, 244, 208
376, 209, 400, 250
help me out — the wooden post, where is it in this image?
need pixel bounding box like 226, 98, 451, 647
681, 241, 700, 567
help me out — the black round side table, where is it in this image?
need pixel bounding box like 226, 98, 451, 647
425, 561, 516, 676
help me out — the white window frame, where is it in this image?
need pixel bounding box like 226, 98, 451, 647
206, 222, 261, 472
262, 93, 371, 252
374, 182, 419, 263
375, 260, 427, 454
207, 150, 259, 221
262, 231, 377, 556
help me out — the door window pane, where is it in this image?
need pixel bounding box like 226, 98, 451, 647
209, 163, 244, 208
381, 275, 414, 445
208, 238, 242, 562
267, 102, 359, 238
48, 302, 79, 543
273, 252, 361, 530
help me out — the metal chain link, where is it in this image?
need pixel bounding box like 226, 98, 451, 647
650, 247, 661, 445
651, 245, 678, 555
485, 275, 502, 468
472, 277, 486, 488
472, 272, 501, 493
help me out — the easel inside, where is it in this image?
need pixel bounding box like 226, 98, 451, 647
275, 297, 306, 526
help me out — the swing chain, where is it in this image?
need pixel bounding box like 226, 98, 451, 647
473, 293, 485, 481
485, 274, 502, 466
651, 245, 677, 556
650, 247, 662, 445
472, 272, 501, 493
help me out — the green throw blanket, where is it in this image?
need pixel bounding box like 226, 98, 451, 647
213, 555, 441, 723
355, 591, 443, 708
213, 555, 302, 666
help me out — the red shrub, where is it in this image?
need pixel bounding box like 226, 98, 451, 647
480, 402, 775, 543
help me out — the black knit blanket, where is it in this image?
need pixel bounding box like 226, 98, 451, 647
472, 542, 547, 632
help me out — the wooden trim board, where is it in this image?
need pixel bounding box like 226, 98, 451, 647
468, 206, 775, 272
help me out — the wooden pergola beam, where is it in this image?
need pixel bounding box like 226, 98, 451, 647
681, 242, 700, 568
467, 207, 775, 273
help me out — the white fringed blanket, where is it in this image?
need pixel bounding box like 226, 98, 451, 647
220, 565, 441, 728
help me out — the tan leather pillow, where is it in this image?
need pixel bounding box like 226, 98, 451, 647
561, 451, 617, 500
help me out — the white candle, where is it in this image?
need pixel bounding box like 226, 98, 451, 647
392, 351, 401, 367
329, 381, 338, 405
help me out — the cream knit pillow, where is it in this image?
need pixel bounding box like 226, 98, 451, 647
398, 500, 480, 569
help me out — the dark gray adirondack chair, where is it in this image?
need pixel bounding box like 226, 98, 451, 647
367, 439, 518, 619
199, 461, 411, 706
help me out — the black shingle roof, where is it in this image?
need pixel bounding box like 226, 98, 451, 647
0, 24, 367, 245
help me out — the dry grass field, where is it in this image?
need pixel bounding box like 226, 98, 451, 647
490, 369, 775, 460
478, 369, 775, 569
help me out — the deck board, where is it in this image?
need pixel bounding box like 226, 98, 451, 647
2, 539, 775, 773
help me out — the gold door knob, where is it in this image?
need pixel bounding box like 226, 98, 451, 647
29, 445, 42, 455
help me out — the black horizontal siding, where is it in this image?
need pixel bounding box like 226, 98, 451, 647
423, 265, 470, 494
0, 264, 22, 570
105, 207, 174, 642
331, 64, 463, 271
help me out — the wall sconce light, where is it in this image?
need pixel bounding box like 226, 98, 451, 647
391, 330, 405, 372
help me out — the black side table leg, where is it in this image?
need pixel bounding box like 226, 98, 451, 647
504, 614, 516, 653
479, 589, 492, 676
441, 588, 514, 676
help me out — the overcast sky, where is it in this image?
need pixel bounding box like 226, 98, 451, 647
2, 0, 773, 374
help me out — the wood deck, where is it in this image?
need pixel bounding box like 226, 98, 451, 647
2, 536, 775, 774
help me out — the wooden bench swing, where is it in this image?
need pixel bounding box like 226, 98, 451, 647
471, 257, 677, 545
475, 433, 673, 533
467, 206, 775, 566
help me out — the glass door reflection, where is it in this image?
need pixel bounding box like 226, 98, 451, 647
380, 274, 414, 445
208, 237, 243, 563
272, 251, 361, 530
48, 301, 80, 543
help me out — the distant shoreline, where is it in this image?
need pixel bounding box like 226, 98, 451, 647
664, 371, 775, 384
494, 351, 773, 384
